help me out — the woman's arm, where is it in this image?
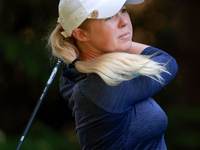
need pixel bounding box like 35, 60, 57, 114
127, 46, 178, 104
80, 46, 178, 113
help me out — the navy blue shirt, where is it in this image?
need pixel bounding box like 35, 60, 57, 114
59, 47, 178, 150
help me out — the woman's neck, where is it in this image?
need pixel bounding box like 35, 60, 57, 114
77, 42, 104, 61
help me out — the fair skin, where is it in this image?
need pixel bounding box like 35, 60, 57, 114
72, 5, 149, 61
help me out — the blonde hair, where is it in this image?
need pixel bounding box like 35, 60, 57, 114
48, 23, 170, 86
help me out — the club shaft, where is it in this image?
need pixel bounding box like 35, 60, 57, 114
16, 59, 62, 150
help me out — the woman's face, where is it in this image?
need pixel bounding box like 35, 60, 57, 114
83, 5, 133, 55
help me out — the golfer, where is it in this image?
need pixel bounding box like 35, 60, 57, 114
48, 0, 178, 149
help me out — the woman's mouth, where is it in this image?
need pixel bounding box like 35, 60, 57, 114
118, 32, 131, 39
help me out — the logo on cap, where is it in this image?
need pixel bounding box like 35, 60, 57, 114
91, 10, 99, 19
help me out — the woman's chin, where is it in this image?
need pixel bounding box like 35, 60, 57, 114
119, 41, 132, 52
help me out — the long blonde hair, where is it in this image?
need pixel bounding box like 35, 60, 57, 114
48, 23, 169, 86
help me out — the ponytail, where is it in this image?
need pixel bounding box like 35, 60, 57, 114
48, 24, 170, 86
48, 24, 79, 64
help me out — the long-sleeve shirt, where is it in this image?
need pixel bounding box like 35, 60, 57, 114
59, 46, 178, 150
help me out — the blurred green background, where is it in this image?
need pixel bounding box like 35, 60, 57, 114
0, 0, 200, 149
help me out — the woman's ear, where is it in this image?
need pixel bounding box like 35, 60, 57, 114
72, 28, 89, 42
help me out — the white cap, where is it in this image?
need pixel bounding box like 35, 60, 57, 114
58, 0, 145, 37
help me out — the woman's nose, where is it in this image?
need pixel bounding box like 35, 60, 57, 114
117, 13, 128, 28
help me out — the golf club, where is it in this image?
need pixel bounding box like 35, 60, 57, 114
16, 59, 62, 150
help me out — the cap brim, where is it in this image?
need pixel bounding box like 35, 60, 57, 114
88, 0, 126, 19
87, 0, 145, 19
125, 0, 145, 4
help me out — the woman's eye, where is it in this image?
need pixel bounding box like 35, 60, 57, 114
121, 8, 127, 13
105, 16, 113, 21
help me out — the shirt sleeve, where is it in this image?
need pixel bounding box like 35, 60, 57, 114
79, 46, 178, 113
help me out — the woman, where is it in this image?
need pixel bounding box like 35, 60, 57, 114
48, 0, 178, 149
